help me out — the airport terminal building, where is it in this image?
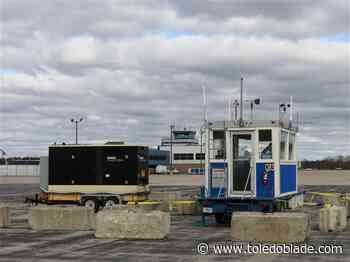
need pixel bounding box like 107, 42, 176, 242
158, 128, 205, 174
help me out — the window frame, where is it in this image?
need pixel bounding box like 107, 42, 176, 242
173, 153, 194, 160
258, 129, 273, 161
211, 130, 226, 160
195, 153, 205, 160
288, 132, 296, 161
280, 130, 288, 161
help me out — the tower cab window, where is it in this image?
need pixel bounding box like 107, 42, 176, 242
280, 131, 288, 160
213, 130, 225, 159
288, 133, 295, 160
259, 129, 272, 160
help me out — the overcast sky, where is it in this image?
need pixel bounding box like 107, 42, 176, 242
0, 0, 349, 160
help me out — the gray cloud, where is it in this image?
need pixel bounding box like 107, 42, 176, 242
0, 0, 349, 159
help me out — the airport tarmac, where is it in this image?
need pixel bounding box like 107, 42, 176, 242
0, 194, 349, 262
1, 169, 350, 186
0, 171, 350, 261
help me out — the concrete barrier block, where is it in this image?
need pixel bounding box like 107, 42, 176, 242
343, 194, 350, 217
231, 212, 310, 242
174, 201, 201, 215
0, 206, 10, 227
136, 201, 170, 212
319, 206, 347, 232
29, 205, 95, 231
148, 191, 182, 202
95, 208, 170, 239
303, 192, 313, 203
312, 193, 346, 207
288, 194, 304, 209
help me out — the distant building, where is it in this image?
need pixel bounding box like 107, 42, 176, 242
158, 128, 205, 174
148, 148, 169, 173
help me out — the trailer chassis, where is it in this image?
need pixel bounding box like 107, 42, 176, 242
197, 186, 303, 224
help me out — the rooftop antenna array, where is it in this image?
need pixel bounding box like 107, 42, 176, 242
239, 77, 244, 126
245, 98, 261, 121
233, 99, 239, 120
237, 77, 261, 123
279, 101, 290, 121
227, 96, 231, 121
289, 96, 293, 128
278, 96, 302, 131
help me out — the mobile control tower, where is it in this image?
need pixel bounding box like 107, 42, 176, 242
198, 78, 299, 224
198, 119, 299, 223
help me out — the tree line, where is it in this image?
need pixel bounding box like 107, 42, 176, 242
0, 157, 40, 165
301, 155, 350, 170
1, 155, 350, 169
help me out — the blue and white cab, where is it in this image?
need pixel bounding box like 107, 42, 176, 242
199, 119, 299, 223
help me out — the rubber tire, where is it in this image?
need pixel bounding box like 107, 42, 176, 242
104, 198, 119, 208
83, 199, 97, 210
215, 213, 226, 224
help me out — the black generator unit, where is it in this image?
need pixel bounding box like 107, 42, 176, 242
49, 144, 149, 186
36, 144, 150, 208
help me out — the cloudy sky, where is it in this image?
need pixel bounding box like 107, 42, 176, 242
0, 0, 349, 159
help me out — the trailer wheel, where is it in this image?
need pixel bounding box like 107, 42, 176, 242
215, 213, 225, 224
30, 202, 38, 207
104, 198, 119, 208
215, 213, 231, 225
84, 199, 97, 210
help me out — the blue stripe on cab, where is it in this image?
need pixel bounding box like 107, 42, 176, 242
209, 162, 226, 198
280, 164, 297, 194
256, 163, 274, 198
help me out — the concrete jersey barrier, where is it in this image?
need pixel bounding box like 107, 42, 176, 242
319, 206, 347, 232
0, 206, 10, 227
231, 212, 310, 242
29, 205, 95, 230
95, 207, 170, 239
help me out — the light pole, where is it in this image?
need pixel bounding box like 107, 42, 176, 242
170, 124, 175, 173
71, 118, 83, 144
0, 148, 7, 175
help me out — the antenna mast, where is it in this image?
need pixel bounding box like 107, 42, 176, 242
228, 97, 231, 121
289, 96, 293, 128
233, 99, 239, 120
202, 85, 208, 124
239, 77, 244, 126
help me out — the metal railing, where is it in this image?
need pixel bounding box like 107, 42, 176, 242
0, 165, 40, 176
